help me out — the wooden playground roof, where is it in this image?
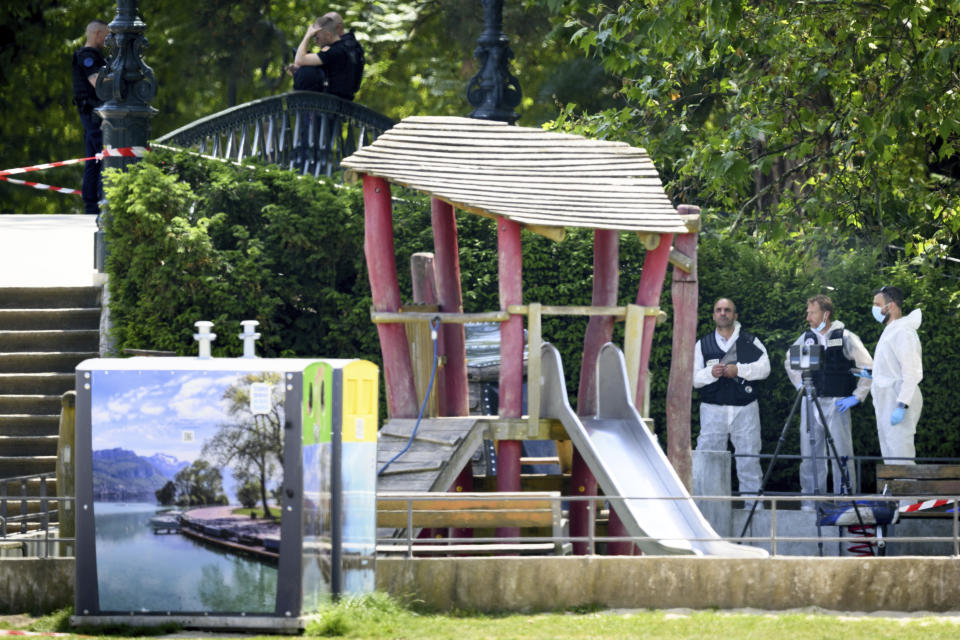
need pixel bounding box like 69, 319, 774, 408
341, 116, 698, 237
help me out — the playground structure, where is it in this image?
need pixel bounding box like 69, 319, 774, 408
341, 115, 761, 556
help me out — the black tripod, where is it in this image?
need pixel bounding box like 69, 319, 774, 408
740, 369, 873, 556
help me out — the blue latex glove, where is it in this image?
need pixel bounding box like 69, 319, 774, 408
856, 368, 872, 379
891, 406, 906, 425
835, 395, 859, 414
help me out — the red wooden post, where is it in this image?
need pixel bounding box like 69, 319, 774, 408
431, 198, 474, 540
496, 216, 523, 539
666, 210, 699, 490
633, 233, 675, 408
431, 198, 469, 417
607, 232, 675, 555
362, 174, 418, 419
571, 229, 618, 554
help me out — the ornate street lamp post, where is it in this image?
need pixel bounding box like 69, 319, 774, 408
94, 0, 157, 269
466, 0, 522, 124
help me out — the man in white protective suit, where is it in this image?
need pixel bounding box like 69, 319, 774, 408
785, 294, 873, 510
694, 298, 771, 507
869, 285, 923, 465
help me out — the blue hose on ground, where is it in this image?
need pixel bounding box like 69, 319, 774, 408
377, 316, 440, 476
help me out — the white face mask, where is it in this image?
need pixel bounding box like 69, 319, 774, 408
872, 304, 886, 323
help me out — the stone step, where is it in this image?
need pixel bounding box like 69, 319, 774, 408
0, 373, 74, 395
0, 352, 97, 374
0, 455, 56, 479
0, 435, 58, 457
0, 286, 100, 309
1, 475, 56, 497
0, 308, 100, 331
0, 415, 60, 437
0, 329, 99, 352
0, 395, 61, 415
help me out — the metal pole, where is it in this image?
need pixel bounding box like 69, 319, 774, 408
94, 0, 158, 270
466, 0, 522, 123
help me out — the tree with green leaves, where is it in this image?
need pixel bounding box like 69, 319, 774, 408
1, 1, 617, 213
173, 459, 227, 506
543, 0, 960, 259
202, 373, 285, 518
155, 480, 177, 506
236, 479, 261, 510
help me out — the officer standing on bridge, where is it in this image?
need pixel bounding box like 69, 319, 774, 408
72, 19, 109, 215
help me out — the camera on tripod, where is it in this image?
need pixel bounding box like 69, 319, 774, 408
789, 343, 823, 371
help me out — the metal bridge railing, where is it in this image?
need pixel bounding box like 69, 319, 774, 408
154, 91, 395, 178
0, 471, 73, 558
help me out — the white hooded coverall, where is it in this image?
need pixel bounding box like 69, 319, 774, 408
872, 308, 923, 464
694, 321, 771, 499
785, 321, 873, 503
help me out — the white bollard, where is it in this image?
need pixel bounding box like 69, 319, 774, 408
239, 320, 261, 358
193, 321, 216, 359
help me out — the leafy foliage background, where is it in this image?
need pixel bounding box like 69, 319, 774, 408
105, 151, 960, 494
0, 0, 617, 213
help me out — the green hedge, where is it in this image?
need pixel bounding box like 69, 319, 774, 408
104, 152, 960, 494
104, 150, 378, 361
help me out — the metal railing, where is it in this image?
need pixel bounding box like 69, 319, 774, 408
731, 454, 960, 496
154, 91, 395, 178
0, 472, 74, 558
376, 493, 960, 558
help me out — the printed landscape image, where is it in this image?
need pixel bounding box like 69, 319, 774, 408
89, 369, 287, 613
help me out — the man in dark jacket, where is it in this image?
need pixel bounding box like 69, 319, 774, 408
72, 19, 109, 215
693, 298, 771, 507
290, 12, 363, 100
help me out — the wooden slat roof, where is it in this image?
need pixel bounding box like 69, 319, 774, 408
341, 116, 697, 235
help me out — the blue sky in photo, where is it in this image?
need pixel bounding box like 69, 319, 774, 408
91, 369, 260, 462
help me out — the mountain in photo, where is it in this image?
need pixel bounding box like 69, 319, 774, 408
92, 448, 187, 502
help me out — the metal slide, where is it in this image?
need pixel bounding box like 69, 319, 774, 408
540, 342, 768, 557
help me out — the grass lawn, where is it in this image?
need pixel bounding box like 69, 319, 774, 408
4, 595, 959, 639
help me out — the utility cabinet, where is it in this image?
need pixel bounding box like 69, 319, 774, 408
71, 356, 378, 631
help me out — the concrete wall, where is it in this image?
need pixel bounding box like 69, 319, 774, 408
0, 558, 73, 614
6, 556, 960, 616
376, 556, 960, 613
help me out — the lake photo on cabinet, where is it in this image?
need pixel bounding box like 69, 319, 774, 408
93, 502, 278, 613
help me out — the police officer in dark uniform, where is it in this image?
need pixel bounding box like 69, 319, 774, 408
291, 12, 364, 100
72, 19, 109, 215
785, 294, 873, 509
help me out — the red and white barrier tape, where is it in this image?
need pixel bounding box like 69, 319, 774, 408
0, 631, 82, 637
0, 175, 81, 195
0, 146, 149, 195
901, 498, 956, 513
0, 146, 149, 176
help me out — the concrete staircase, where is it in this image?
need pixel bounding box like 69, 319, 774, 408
0, 286, 100, 481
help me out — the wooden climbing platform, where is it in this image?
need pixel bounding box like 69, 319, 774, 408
376, 417, 486, 492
